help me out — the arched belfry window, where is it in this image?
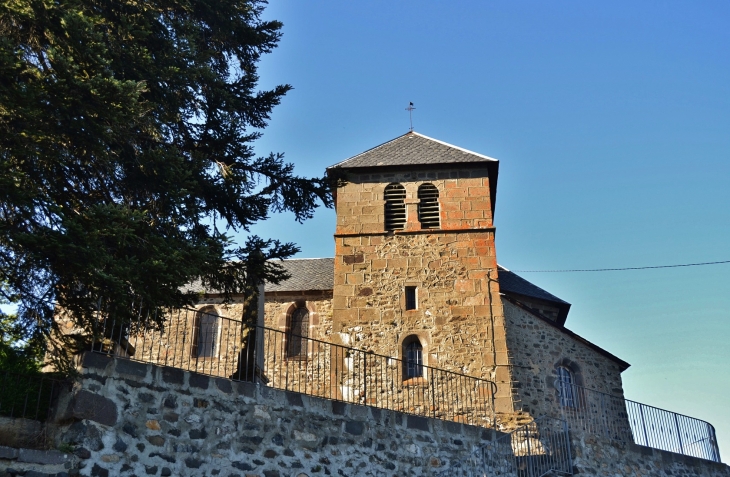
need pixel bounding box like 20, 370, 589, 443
193, 307, 218, 358
384, 183, 406, 231
417, 183, 440, 229
403, 336, 424, 379
286, 304, 309, 358
556, 366, 576, 408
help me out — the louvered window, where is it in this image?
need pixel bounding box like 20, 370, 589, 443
384, 183, 406, 231
417, 183, 440, 229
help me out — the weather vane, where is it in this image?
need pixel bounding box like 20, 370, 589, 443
406, 102, 415, 132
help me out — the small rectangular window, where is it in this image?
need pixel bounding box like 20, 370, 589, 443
405, 286, 417, 311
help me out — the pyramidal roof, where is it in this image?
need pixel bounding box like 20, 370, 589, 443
328, 131, 499, 169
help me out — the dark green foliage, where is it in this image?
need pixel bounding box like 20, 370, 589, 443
0, 0, 331, 373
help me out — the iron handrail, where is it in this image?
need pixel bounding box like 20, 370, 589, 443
470, 415, 573, 477
0, 370, 66, 422
91, 306, 498, 428
555, 380, 721, 463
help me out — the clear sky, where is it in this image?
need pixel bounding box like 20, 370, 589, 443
240, 0, 730, 459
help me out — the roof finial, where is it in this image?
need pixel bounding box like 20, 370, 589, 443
406, 102, 415, 132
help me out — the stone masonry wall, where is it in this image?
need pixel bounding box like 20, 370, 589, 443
502, 299, 626, 420
47, 353, 730, 477
571, 433, 730, 477
332, 168, 513, 415
334, 169, 494, 235
57, 353, 495, 477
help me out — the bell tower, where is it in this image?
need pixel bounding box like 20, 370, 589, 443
326, 131, 515, 414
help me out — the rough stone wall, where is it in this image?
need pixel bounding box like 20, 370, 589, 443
502, 299, 625, 420
571, 434, 730, 477
262, 291, 333, 342
45, 353, 730, 477
58, 353, 496, 477
118, 294, 332, 383
332, 168, 512, 415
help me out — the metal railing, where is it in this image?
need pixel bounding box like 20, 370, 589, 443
91, 307, 497, 427
626, 399, 721, 462
0, 371, 66, 422
556, 381, 721, 463
469, 416, 572, 477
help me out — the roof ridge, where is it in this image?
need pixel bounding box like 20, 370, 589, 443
409, 132, 498, 162
327, 131, 498, 169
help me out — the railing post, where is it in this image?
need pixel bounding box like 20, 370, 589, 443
674, 413, 684, 455
362, 352, 366, 405
524, 421, 535, 477
564, 418, 573, 474
639, 404, 649, 447
709, 425, 721, 463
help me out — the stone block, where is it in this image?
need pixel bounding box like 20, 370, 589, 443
406, 416, 430, 432
71, 390, 118, 426
215, 378, 232, 394
90, 464, 109, 477
344, 420, 364, 436
17, 448, 69, 465
82, 352, 112, 371
285, 392, 303, 407
115, 359, 148, 378
332, 401, 347, 416
160, 366, 184, 385
188, 373, 209, 389
234, 380, 255, 398
0, 445, 18, 459
444, 421, 461, 435
0, 416, 44, 449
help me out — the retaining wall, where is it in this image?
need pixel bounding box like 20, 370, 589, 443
34, 352, 730, 477
54, 353, 493, 476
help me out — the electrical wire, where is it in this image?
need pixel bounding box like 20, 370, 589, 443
511, 260, 730, 273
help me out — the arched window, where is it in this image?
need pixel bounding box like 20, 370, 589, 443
556, 366, 576, 408
417, 183, 440, 229
403, 337, 424, 379
384, 183, 406, 231
193, 307, 218, 358
286, 305, 309, 358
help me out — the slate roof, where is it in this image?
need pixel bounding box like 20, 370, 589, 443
497, 266, 570, 306
265, 258, 334, 292
327, 131, 498, 169
497, 265, 571, 325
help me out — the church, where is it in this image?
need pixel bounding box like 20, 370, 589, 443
59, 131, 725, 476
256, 130, 629, 424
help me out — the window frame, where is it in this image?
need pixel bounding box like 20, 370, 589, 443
417, 183, 440, 229
556, 365, 577, 409
405, 286, 418, 311
384, 183, 407, 231
285, 303, 310, 360
192, 306, 219, 359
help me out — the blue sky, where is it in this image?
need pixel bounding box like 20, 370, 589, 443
241, 1, 730, 459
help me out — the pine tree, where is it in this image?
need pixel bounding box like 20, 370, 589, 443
0, 0, 330, 372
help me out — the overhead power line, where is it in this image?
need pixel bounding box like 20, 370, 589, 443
511, 260, 730, 273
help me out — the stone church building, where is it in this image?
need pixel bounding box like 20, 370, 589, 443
195, 131, 630, 425
40, 131, 726, 476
